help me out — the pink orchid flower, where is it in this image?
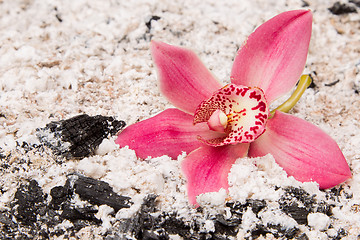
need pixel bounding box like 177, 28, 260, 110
116, 10, 351, 205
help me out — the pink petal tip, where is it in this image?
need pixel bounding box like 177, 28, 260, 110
151, 41, 222, 114
231, 10, 312, 103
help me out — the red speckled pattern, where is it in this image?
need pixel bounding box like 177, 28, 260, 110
194, 83, 269, 146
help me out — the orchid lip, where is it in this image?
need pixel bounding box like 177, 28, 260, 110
194, 84, 269, 146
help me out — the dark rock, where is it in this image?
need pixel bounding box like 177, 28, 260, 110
141, 230, 167, 240
37, 114, 126, 159
327, 185, 353, 202
328, 2, 357, 15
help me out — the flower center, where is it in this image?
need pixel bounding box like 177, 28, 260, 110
194, 83, 269, 146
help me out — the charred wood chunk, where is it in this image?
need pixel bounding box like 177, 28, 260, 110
36, 114, 126, 159
61, 205, 101, 224
329, 2, 357, 15
50, 185, 71, 210
121, 194, 160, 239
71, 174, 131, 211
278, 187, 315, 225
13, 180, 46, 225
350, 0, 360, 8
280, 202, 310, 225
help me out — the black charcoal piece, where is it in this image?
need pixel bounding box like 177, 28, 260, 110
160, 214, 192, 239
301, 0, 310, 7
278, 187, 315, 225
145, 15, 161, 30
50, 185, 71, 210
281, 202, 309, 225
37, 114, 125, 159
325, 79, 340, 87
131, 194, 158, 237
250, 224, 271, 239
308, 73, 317, 89
296, 233, 309, 240
214, 214, 239, 236
226, 199, 267, 217
328, 2, 357, 15
61, 205, 101, 224
13, 180, 46, 225
71, 174, 131, 211
350, 0, 360, 7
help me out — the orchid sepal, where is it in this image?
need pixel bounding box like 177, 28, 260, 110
231, 10, 312, 103
181, 143, 249, 205
151, 41, 222, 114
115, 108, 225, 159
249, 111, 351, 189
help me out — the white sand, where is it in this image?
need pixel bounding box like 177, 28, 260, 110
1, 0, 359, 238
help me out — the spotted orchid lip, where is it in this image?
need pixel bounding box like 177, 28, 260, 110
194, 84, 269, 146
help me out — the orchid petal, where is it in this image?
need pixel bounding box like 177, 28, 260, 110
115, 108, 225, 159
151, 41, 222, 114
248, 111, 351, 188
182, 143, 249, 205
231, 10, 312, 103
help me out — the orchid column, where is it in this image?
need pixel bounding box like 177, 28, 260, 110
116, 10, 351, 205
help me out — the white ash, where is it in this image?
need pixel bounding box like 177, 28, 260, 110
0, 0, 359, 238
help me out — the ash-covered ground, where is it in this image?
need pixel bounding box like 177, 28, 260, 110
1, 0, 360, 239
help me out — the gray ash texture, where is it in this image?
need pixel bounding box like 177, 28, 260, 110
36, 114, 126, 159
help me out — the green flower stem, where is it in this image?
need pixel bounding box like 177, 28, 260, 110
270, 74, 312, 117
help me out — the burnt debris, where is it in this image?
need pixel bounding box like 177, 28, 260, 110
50, 174, 131, 212
71, 174, 131, 211
36, 114, 125, 159
2, 176, 131, 239
145, 15, 161, 31
2, 182, 351, 239
328, 2, 357, 15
